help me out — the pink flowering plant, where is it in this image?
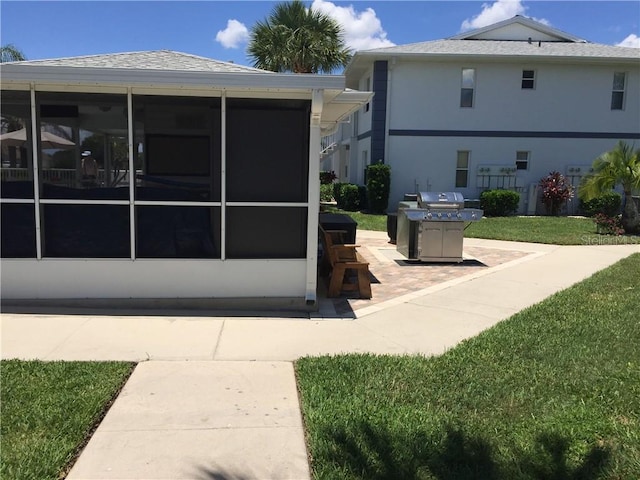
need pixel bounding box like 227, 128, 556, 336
320, 170, 337, 185
593, 213, 625, 235
539, 171, 574, 216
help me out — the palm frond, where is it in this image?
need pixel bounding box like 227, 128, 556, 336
247, 0, 350, 74
0, 44, 26, 63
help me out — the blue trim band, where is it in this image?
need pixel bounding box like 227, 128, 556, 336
357, 130, 372, 141
388, 130, 640, 139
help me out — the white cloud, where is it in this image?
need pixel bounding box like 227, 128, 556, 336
215, 19, 249, 49
460, 0, 550, 32
311, 0, 395, 51
616, 33, 640, 48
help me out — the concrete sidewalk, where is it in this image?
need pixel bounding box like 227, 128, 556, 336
1, 237, 638, 479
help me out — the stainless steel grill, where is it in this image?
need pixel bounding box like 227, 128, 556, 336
397, 192, 483, 262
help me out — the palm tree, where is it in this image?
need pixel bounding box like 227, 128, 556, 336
0, 44, 26, 62
579, 141, 640, 233
247, 0, 350, 73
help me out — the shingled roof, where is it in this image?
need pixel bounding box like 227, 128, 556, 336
345, 16, 639, 83
5, 50, 269, 74
357, 39, 639, 60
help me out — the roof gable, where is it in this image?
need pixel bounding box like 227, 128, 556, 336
449, 16, 586, 43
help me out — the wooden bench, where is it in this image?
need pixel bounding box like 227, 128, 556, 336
319, 226, 372, 299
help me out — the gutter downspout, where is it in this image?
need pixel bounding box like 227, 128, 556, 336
305, 89, 323, 305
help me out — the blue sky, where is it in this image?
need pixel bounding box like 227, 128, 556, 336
1, 1, 639, 68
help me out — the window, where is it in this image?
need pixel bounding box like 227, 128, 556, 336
522, 70, 535, 89
460, 68, 475, 107
611, 72, 626, 110
37, 92, 129, 200
516, 151, 529, 170
365, 77, 371, 112
456, 151, 469, 188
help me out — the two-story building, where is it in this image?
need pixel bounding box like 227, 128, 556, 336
321, 16, 640, 213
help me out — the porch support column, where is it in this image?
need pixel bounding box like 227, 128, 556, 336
220, 91, 227, 260
305, 89, 323, 304
30, 85, 42, 259
127, 88, 135, 260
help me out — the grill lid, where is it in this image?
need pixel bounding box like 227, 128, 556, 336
418, 191, 465, 209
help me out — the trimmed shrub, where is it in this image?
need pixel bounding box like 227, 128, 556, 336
320, 184, 334, 202
338, 183, 361, 211
366, 163, 391, 214
593, 213, 624, 235
580, 191, 622, 217
358, 185, 368, 210
480, 189, 520, 217
332, 182, 343, 203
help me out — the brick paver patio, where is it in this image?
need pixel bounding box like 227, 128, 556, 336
321, 237, 532, 316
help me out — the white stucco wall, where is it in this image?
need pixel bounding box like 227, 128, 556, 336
387, 60, 639, 133
376, 58, 639, 210
385, 135, 627, 212
352, 136, 372, 185
358, 70, 374, 135
1, 259, 307, 299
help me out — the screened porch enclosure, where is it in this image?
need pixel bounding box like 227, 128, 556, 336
1, 51, 371, 304
1, 91, 310, 262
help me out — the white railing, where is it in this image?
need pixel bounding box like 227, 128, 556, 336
1, 168, 130, 187
320, 133, 338, 157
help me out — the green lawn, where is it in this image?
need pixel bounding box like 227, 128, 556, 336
0, 360, 135, 480
323, 207, 389, 232
328, 208, 640, 246
463, 216, 597, 245
296, 253, 640, 479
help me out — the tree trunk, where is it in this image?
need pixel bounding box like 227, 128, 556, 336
622, 191, 640, 234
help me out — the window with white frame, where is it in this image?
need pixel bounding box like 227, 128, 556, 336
460, 68, 475, 108
522, 70, 535, 89
611, 72, 626, 110
456, 151, 470, 188
516, 151, 530, 170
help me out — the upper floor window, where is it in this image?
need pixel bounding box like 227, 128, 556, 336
522, 70, 535, 89
611, 72, 626, 110
460, 68, 475, 108
456, 151, 470, 187
516, 151, 530, 170
365, 76, 371, 112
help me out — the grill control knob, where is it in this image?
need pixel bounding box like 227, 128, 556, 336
447, 213, 452, 218
437, 212, 442, 219
426, 212, 432, 220
457, 213, 462, 219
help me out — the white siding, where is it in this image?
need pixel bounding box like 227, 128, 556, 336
1, 259, 307, 299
